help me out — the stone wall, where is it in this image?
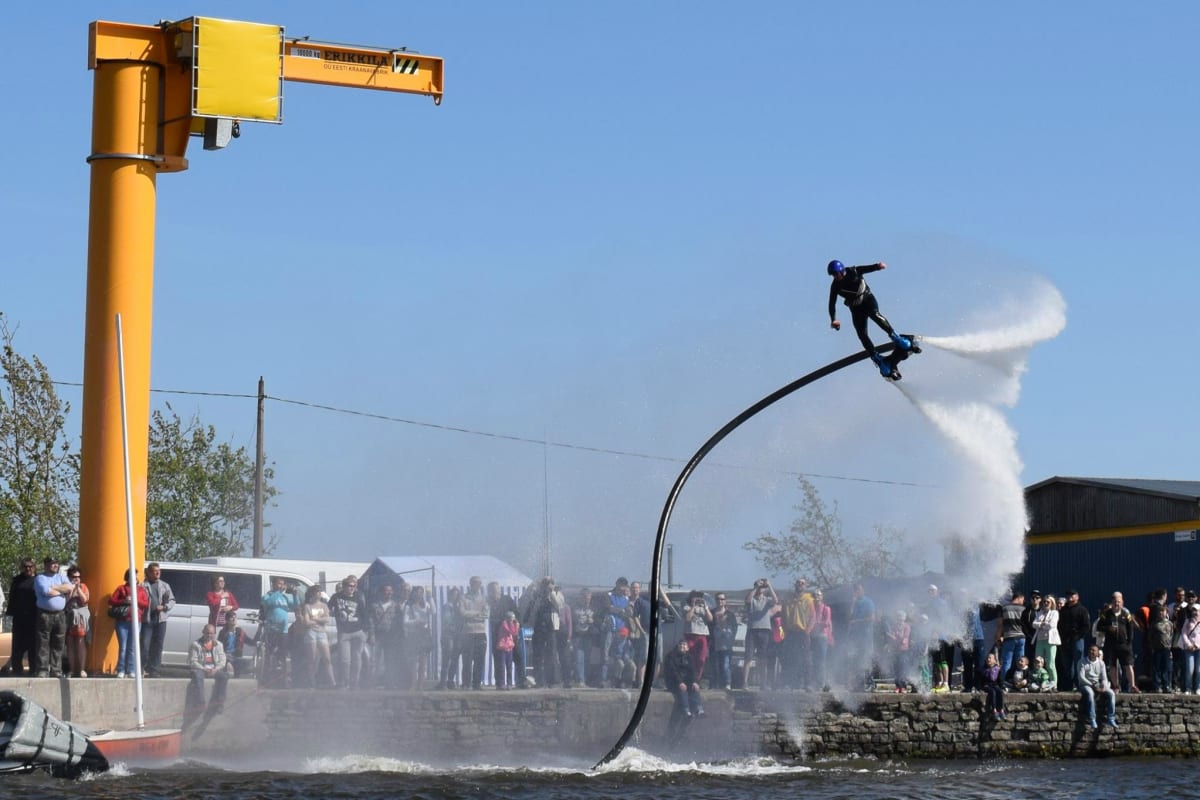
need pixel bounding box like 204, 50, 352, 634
4, 678, 1200, 764
742, 691, 1200, 759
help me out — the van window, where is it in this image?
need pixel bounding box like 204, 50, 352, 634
157, 568, 262, 610
269, 576, 307, 598
159, 568, 203, 605
221, 573, 263, 609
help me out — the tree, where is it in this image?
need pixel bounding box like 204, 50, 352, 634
742, 476, 909, 588
146, 404, 276, 561
0, 315, 78, 573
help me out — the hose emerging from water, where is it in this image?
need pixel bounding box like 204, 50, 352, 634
595, 344, 895, 766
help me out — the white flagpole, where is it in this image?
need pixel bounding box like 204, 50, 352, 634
115, 313, 145, 729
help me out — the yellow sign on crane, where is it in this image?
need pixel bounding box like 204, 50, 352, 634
180, 17, 285, 122
78, 17, 442, 673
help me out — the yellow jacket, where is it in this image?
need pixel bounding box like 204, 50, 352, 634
783, 592, 814, 633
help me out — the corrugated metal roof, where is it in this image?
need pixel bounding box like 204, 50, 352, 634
1027, 476, 1200, 501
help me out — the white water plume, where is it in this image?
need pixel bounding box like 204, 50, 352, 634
921, 278, 1066, 356
918, 278, 1067, 409
898, 398, 1028, 573
897, 278, 1066, 605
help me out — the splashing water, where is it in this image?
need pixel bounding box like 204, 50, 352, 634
297, 750, 803, 777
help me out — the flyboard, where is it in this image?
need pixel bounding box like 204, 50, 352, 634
595, 337, 920, 767
870, 333, 921, 381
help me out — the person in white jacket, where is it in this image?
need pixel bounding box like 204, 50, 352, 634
1078, 645, 1116, 729
1031, 595, 1062, 690
1176, 603, 1200, 694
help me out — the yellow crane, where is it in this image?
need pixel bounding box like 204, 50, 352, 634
79, 17, 442, 673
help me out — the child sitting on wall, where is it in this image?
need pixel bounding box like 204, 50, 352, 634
1029, 655, 1054, 692
980, 652, 1006, 721
1006, 655, 1031, 692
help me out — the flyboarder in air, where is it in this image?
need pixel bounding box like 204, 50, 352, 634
826, 259, 919, 380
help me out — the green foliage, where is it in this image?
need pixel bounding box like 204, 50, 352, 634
0, 314, 78, 574
742, 476, 908, 588
0, 313, 280, 574
146, 404, 276, 562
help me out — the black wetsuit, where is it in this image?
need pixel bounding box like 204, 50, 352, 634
828, 263, 896, 354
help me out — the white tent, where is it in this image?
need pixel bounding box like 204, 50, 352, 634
359, 555, 534, 686
360, 555, 532, 595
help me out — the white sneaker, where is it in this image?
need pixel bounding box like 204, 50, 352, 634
116, 672, 125, 678
80, 670, 87, 678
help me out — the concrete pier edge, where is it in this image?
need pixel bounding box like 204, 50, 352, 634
3, 678, 1198, 764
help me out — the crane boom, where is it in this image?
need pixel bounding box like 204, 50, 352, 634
283, 40, 443, 101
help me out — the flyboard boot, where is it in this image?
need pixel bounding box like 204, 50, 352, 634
870, 351, 899, 380
889, 332, 921, 354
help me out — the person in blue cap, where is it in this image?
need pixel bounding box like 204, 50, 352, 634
826, 259, 916, 377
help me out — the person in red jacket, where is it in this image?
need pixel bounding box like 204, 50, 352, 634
109, 570, 150, 678
205, 574, 239, 628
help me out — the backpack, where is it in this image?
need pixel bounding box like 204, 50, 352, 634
1103, 608, 1129, 643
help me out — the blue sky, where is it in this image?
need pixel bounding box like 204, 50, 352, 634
2, 3, 1196, 589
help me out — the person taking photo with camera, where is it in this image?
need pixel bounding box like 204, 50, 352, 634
743, 578, 779, 689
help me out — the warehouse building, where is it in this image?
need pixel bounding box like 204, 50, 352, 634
1019, 477, 1200, 615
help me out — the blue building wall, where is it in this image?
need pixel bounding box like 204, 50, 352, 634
1020, 530, 1200, 615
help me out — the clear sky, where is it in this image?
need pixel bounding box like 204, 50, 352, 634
2, 3, 1196, 590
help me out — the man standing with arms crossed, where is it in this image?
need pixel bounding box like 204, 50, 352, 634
34, 556, 72, 678
1059, 588, 1091, 690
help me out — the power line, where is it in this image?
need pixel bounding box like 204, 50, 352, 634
266, 395, 927, 487
49, 380, 930, 488
52, 380, 255, 400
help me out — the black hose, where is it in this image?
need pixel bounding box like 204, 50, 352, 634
594, 344, 894, 766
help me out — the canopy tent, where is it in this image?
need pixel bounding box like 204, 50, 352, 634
359, 555, 535, 686
360, 555, 533, 596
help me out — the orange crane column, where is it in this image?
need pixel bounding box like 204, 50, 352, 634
78, 60, 159, 674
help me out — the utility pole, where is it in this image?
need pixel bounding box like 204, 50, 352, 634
253, 376, 265, 557
666, 543, 679, 589
542, 433, 551, 578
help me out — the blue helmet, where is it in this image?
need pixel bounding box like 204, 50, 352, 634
827, 260, 845, 276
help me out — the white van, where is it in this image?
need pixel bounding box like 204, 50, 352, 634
190, 557, 371, 597
152, 562, 313, 672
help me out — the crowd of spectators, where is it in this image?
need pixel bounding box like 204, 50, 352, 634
7, 556, 1200, 724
